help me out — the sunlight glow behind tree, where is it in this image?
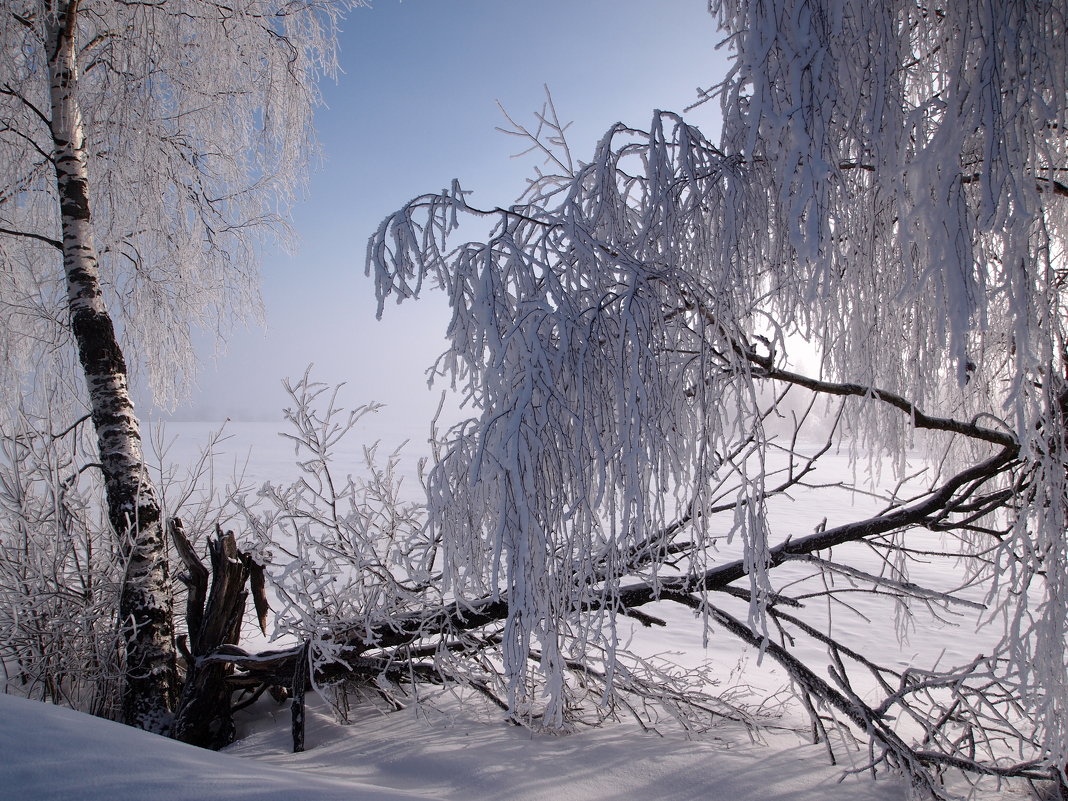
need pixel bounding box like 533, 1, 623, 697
370, 0, 1068, 791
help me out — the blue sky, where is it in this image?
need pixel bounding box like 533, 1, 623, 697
165, 0, 731, 426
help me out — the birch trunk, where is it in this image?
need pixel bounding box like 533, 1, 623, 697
46, 4, 177, 732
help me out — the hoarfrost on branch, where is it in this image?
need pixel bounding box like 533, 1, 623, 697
367, 0, 1068, 791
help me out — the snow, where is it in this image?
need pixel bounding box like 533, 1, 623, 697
1, 690, 911, 801
0, 693, 409, 801
0, 423, 1041, 800
226, 693, 908, 801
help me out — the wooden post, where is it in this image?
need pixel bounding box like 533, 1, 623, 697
291, 640, 311, 753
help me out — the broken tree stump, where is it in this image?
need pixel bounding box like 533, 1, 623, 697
170, 521, 268, 749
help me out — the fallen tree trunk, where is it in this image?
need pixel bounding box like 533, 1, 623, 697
217, 439, 1019, 699
185, 422, 1055, 793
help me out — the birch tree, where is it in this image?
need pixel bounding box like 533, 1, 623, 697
361, 0, 1068, 793
0, 0, 352, 731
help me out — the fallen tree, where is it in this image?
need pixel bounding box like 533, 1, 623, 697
205, 358, 1045, 797
3, 3, 1067, 799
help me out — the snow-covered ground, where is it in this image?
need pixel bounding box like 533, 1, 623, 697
2, 688, 913, 801
0, 421, 1045, 800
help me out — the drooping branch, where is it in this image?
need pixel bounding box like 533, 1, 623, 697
616, 446, 1016, 609
676, 598, 1051, 791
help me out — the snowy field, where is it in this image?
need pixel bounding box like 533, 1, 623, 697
1, 420, 1045, 800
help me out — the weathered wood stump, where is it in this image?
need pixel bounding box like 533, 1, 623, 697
170, 521, 268, 749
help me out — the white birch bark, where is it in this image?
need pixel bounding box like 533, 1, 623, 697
2, 0, 349, 733
45, 2, 176, 732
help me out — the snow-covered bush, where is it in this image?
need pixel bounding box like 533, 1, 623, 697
0, 413, 123, 718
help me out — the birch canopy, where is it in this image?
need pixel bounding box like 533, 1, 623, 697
368, 0, 1068, 791
0, 0, 353, 731
0, 0, 349, 404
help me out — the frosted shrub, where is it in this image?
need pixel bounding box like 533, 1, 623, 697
0, 413, 123, 718
230, 375, 436, 708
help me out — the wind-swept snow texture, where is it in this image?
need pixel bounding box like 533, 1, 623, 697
0, 694, 421, 801
1, 691, 914, 801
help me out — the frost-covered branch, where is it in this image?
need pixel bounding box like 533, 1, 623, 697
360, 3, 1068, 788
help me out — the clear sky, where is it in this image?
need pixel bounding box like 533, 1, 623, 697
162, 0, 731, 429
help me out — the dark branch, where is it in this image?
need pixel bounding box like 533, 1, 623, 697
746, 356, 1017, 448
0, 226, 63, 251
